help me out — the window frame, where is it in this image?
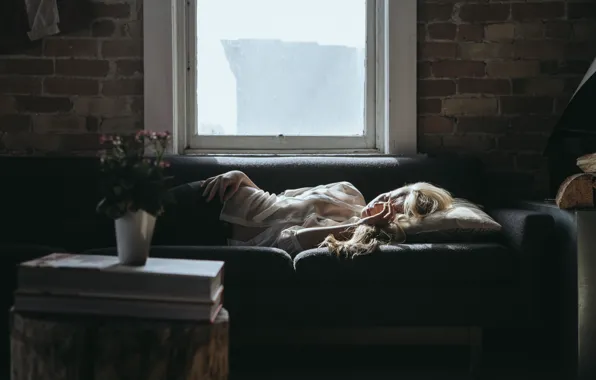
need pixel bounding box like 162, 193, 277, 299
144, 0, 417, 155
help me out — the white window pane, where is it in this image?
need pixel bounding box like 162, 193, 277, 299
195, 0, 367, 137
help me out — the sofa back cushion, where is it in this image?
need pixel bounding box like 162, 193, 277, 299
0, 154, 486, 250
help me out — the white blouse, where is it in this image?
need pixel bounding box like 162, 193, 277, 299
219, 182, 366, 255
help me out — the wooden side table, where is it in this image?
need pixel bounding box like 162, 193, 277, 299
10, 307, 229, 380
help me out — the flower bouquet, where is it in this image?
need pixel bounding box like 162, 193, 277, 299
96, 130, 175, 265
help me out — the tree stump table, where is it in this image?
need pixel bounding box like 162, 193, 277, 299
10, 307, 229, 380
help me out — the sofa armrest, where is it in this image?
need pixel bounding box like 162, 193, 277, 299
488, 208, 555, 257
488, 208, 556, 323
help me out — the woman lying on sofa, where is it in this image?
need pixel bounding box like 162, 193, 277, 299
198, 170, 453, 258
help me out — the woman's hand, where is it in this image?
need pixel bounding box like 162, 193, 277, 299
362, 193, 390, 216
199, 170, 249, 202
360, 202, 396, 227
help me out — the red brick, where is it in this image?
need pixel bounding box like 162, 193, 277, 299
121, 20, 143, 39
539, 60, 590, 75
459, 4, 510, 23
59, 134, 103, 151
92, 3, 131, 19
100, 116, 142, 133
457, 117, 509, 134
418, 116, 454, 134
418, 79, 456, 97
432, 61, 485, 78
417, 98, 442, 114
32, 115, 87, 133
0, 59, 53, 75
515, 23, 545, 39
510, 116, 558, 133
0, 115, 31, 132
92, 20, 116, 37
498, 134, 547, 152
115, 60, 143, 76
44, 78, 99, 95
573, 21, 596, 41
486, 61, 540, 78
44, 39, 98, 57
0, 96, 16, 113
15, 96, 73, 113
458, 79, 511, 95
418, 23, 427, 41
457, 24, 484, 42
512, 78, 565, 95
419, 42, 457, 59
418, 135, 443, 153
568, 3, 596, 20
418, 4, 453, 22
0, 77, 42, 95
86, 117, 100, 132
545, 21, 572, 39
511, 2, 565, 21
130, 97, 143, 113
500, 96, 554, 115
55, 59, 110, 77
485, 24, 515, 41
513, 41, 565, 60
101, 40, 142, 58
1, 132, 61, 152
443, 135, 495, 152
418, 62, 432, 78
11, 42, 43, 57
427, 23, 457, 40
459, 43, 514, 60
102, 79, 143, 96
566, 42, 596, 60
73, 97, 130, 117
443, 98, 498, 116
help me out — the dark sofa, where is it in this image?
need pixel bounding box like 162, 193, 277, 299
0, 154, 557, 370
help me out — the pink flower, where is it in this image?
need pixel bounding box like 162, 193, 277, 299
159, 161, 171, 168
135, 130, 145, 141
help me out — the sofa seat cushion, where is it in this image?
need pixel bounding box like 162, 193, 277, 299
294, 243, 517, 284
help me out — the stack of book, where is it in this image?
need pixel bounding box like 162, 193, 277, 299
14, 253, 224, 322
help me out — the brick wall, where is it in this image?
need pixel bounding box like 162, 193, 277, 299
0, 0, 595, 199
0, 0, 143, 155
417, 1, 596, 198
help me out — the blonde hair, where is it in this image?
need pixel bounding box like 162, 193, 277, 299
322, 182, 453, 259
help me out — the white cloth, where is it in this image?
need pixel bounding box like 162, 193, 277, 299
220, 182, 366, 255
24, 0, 60, 41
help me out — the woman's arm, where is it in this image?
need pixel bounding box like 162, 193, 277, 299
295, 222, 361, 250
200, 170, 260, 202
295, 203, 396, 250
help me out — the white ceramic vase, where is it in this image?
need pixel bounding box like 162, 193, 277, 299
115, 210, 156, 266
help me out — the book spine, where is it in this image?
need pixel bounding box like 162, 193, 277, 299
18, 267, 216, 302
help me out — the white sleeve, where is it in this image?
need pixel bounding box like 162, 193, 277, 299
276, 226, 305, 256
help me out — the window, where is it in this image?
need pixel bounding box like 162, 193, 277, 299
144, 0, 417, 155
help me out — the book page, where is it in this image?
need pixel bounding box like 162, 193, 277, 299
22, 254, 120, 269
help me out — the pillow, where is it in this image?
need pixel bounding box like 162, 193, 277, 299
400, 198, 502, 243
